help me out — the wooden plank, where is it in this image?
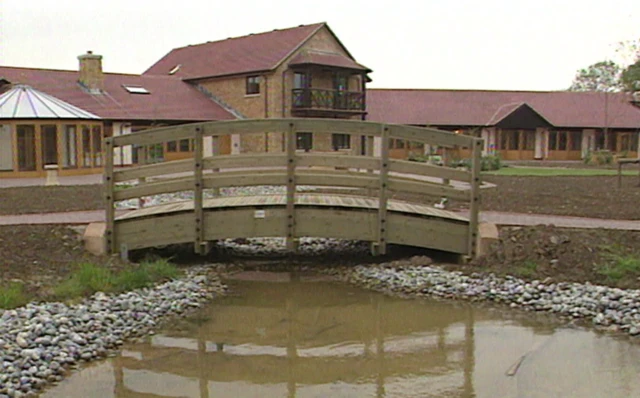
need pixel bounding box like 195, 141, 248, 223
294, 173, 379, 190
115, 214, 193, 251
104, 137, 116, 254
375, 124, 390, 255
296, 153, 379, 170
294, 209, 377, 241
113, 124, 196, 147
203, 172, 288, 189
386, 124, 474, 148
193, 126, 205, 254
387, 178, 471, 201
386, 214, 468, 254
467, 138, 483, 258
389, 159, 469, 182
203, 153, 287, 170
114, 159, 192, 182
203, 208, 288, 240
286, 122, 297, 252
114, 176, 194, 201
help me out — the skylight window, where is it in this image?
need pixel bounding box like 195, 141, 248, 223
122, 85, 150, 94
168, 64, 181, 75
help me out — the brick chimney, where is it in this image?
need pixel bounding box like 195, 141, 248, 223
78, 51, 104, 93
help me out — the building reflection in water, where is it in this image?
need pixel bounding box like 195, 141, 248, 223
109, 276, 479, 397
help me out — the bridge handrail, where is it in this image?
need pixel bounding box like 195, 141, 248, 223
104, 119, 483, 258
110, 118, 477, 148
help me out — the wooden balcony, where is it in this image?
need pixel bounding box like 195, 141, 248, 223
291, 88, 366, 117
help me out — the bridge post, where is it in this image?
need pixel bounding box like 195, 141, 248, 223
104, 137, 116, 254
467, 138, 483, 258
372, 125, 390, 256
285, 122, 298, 253
194, 127, 207, 255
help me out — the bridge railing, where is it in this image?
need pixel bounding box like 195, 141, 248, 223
104, 118, 483, 257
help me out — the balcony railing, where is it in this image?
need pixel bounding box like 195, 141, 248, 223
292, 88, 365, 113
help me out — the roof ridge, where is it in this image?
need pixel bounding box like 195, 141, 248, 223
0, 65, 181, 79
172, 22, 326, 52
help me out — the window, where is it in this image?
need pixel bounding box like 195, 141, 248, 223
294, 73, 308, 89
570, 131, 582, 151
548, 131, 558, 151
523, 131, 535, 150
63, 125, 77, 168
82, 125, 92, 167
167, 141, 177, 152
122, 85, 150, 94
41, 125, 58, 165
246, 76, 260, 95
92, 126, 103, 166
332, 133, 350, 150
17, 125, 36, 171
296, 132, 313, 151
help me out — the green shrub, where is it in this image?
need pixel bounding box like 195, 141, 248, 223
456, 154, 502, 171
584, 150, 613, 165
0, 282, 29, 309
54, 263, 114, 299
53, 260, 180, 300
596, 247, 640, 282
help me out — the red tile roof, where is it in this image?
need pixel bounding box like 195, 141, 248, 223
0, 66, 235, 121
144, 23, 327, 80
367, 89, 640, 129
288, 50, 370, 72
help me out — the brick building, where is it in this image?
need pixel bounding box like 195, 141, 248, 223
1, 22, 640, 178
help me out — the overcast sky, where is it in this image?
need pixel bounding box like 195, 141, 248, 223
1, 0, 639, 91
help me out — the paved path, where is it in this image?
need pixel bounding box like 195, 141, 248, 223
2, 208, 639, 230
0, 174, 102, 188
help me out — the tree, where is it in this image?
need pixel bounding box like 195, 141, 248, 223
621, 60, 640, 92
568, 60, 623, 92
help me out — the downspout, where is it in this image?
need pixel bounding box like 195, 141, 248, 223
264, 74, 269, 152
282, 69, 287, 152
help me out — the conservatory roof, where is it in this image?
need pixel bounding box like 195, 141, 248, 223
0, 85, 100, 119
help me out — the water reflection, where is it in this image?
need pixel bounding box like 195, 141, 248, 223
43, 274, 640, 398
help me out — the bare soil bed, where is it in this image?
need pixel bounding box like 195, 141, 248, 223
446, 225, 640, 289
479, 175, 640, 220
0, 185, 103, 215
0, 225, 126, 299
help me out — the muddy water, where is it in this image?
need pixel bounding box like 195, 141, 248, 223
44, 273, 640, 398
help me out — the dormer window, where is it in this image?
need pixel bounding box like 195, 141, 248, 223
123, 85, 150, 94
246, 76, 260, 95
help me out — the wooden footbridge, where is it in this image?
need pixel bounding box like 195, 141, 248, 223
104, 119, 483, 257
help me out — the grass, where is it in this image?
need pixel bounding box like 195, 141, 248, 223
596, 246, 640, 283
53, 259, 180, 300
513, 260, 539, 278
485, 167, 638, 177
0, 282, 29, 309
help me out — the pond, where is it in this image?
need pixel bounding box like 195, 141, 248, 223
43, 272, 640, 398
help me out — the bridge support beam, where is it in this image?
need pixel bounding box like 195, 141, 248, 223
373, 125, 390, 256
285, 122, 297, 253
194, 127, 207, 255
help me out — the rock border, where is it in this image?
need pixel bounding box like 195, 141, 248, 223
0, 266, 226, 398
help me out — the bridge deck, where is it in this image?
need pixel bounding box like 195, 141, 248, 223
116, 193, 468, 223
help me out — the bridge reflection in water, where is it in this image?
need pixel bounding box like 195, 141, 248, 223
43, 276, 640, 398
110, 277, 477, 398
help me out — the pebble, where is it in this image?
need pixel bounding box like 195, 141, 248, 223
0, 266, 226, 396
336, 263, 640, 340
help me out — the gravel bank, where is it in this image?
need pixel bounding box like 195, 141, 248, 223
336, 261, 640, 338
0, 266, 226, 398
